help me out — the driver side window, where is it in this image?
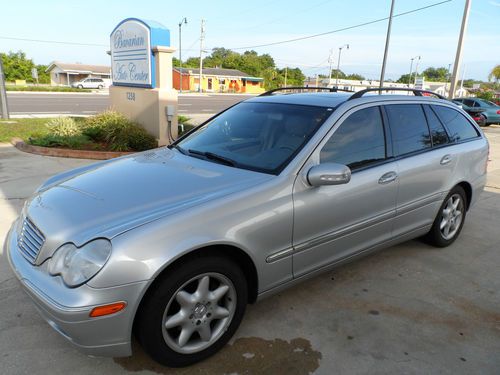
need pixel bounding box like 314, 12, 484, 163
320, 106, 386, 170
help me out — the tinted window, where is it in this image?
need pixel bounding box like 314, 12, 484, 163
463, 99, 475, 107
432, 105, 479, 142
423, 105, 449, 146
320, 107, 386, 170
177, 102, 332, 174
385, 104, 431, 156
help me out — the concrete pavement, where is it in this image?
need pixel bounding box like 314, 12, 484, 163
0, 129, 499, 374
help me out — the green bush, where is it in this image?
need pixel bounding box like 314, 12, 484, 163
6, 85, 91, 92
82, 111, 157, 151
30, 134, 94, 149
46, 117, 81, 137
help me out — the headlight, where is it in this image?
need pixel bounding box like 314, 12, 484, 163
48, 239, 112, 287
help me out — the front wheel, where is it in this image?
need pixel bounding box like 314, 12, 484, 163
425, 186, 467, 247
77, 84, 83, 89
135, 255, 247, 367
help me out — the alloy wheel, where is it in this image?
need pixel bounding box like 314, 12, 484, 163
440, 193, 464, 240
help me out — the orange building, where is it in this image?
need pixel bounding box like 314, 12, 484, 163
173, 67, 265, 94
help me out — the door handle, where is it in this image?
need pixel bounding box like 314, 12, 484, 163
378, 171, 398, 184
440, 154, 452, 165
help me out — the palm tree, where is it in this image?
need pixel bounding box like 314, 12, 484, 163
489, 65, 500, 83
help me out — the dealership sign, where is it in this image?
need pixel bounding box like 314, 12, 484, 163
110, 18, 170, 88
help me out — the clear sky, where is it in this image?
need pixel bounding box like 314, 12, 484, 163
0, 0, 499, 81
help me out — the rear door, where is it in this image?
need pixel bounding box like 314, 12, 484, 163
292, 105, 398, 277
385, 103, 455, 237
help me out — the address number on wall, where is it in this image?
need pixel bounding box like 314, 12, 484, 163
126, 92, 136, 101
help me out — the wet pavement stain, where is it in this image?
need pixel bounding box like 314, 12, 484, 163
114, 337, 322, 375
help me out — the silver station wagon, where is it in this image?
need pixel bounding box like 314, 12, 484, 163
5, 87, 489, 367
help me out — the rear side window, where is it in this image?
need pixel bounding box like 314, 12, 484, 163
320, 106, 386, 170
432, 106, 479, 142
385, 104, 431, 156
423, 105, 449, 146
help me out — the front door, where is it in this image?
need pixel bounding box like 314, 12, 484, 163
293, 105, 398, 277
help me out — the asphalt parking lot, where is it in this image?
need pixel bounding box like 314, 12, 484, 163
1, 126, 499, 375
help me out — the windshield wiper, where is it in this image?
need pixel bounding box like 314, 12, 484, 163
188, 149, 238, 167
169, 144, 187, 155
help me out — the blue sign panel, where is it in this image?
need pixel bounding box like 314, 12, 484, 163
110, 18, 170, 88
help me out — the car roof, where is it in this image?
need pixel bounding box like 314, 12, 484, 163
246, 91, 453, 108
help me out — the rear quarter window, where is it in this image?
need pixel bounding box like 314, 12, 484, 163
432, 105, 479, 142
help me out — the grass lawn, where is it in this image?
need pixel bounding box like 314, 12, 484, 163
0, 118, 52, 143
6, 85, 91, 93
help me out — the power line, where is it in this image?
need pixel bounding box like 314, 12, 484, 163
0, 36, 107, 47
225, 0, 453, 50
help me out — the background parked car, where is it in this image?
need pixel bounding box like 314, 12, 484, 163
71, 78, 107, 89
452, 100, 487, 126
453, 97, 500, 125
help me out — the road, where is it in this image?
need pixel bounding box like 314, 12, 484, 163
6, 92, 254, 116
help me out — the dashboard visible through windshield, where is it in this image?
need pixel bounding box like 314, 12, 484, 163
174, 102, 333, 174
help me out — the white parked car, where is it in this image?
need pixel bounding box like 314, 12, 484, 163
71, 78, 107, 89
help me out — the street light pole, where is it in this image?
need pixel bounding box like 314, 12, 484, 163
178, 17, 187, 93
0, 55, 9, 119
379, 0, 395, 89
448, 0, 471, 99
407, 55, 420, 87
336, 44, 349, 87
199, 19, 205, 93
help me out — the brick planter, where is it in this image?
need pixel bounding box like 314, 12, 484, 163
11, 138, 136, 160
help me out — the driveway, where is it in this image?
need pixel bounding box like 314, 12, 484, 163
1, 128, 499, 374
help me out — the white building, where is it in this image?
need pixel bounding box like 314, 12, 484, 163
46, 62, 111, 86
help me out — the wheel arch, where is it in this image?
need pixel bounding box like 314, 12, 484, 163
132, 244, 259, 337
455, 181, 472, 210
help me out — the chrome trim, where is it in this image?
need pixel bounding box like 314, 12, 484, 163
294, 210, 395, 254
17, 216, 45, 264
266, 247, 294, 263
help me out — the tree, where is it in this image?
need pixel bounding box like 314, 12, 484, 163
0, 51, 50, 84
489, 65, 500, 83
345, 73, 365, 81
396, 73, 413, 84
422, 66, 448, 82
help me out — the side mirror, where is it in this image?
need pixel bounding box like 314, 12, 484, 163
307, 162, 351, 187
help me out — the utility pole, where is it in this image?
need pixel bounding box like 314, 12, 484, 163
0, 55, 9, 119
448, 0, 471, 99
199, 19, 205, 93
336, 44, 349, 87
379, 0, 395, 88
178, 17, 187, 93
413, 57, 421, 85
444, 63, 452, 94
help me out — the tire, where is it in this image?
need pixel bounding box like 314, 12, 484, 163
425, 186, 467, 247
77, 84, 83, 89
135, 255, 248, 367
98, 85, 103, 89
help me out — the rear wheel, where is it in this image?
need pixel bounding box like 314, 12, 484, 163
425, 186, 467, 247
136, 255, 247, 367
98, 85, 103, 89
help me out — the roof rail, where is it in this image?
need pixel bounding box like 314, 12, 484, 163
348, 87, 447, 101
259, 86, 354, 97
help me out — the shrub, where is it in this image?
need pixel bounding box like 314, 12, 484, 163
83, 111, 157, 151
46, 117, 81, 137
30, 134, 94, 149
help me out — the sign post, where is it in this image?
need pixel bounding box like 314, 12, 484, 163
0, 56, 9, 119
109, 18, 178, 145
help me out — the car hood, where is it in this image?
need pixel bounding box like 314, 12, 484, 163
23, 148, 272, 263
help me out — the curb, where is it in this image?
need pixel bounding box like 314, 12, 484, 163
11, 138, 134, 160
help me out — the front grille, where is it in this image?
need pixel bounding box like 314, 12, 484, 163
17, 216, 45, 264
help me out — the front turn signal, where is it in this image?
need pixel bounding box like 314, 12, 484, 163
89, 302, 127, 317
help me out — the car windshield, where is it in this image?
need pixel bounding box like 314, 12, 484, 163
175, 102, 333, 174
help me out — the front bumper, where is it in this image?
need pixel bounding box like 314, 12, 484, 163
5, 222, 148, 357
